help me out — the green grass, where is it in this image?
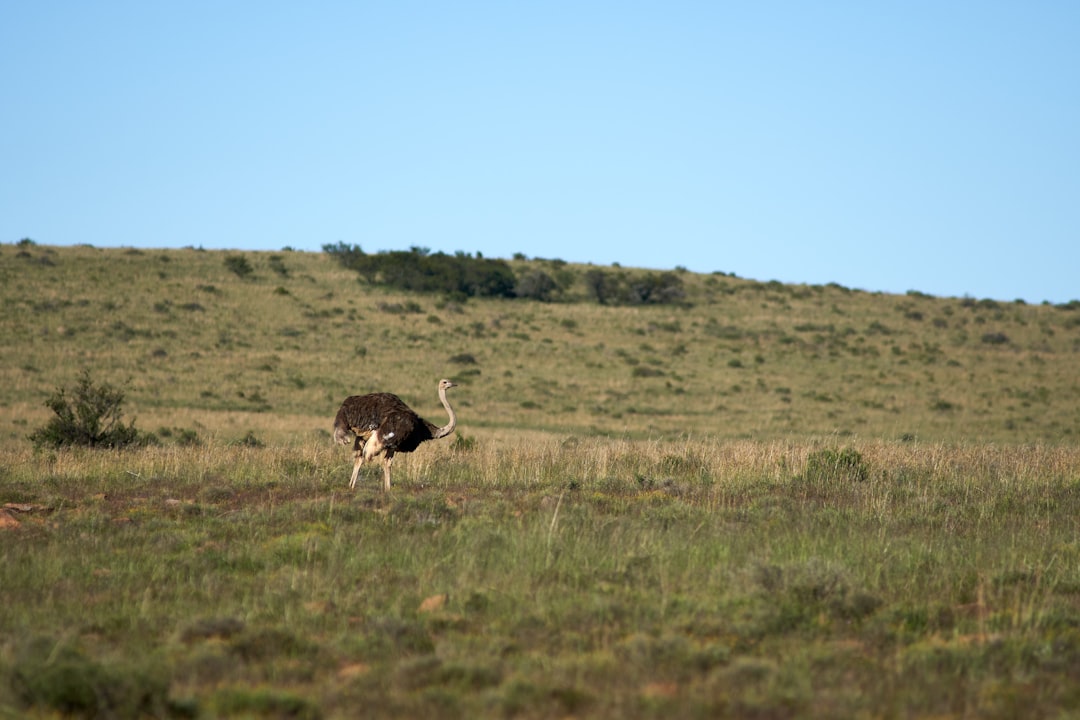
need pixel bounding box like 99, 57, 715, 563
3, 440, 1080, 718
2, 243, 1078, 450
2, 243, 1080, 717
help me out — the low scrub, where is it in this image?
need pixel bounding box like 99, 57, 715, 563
28, 370, 147, 450
803, 447, 870, 483
9, 636, 176, 718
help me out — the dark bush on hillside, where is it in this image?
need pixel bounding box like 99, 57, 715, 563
224, 254, 254, 278
449, 353, 478, 364
981, 332, 1010, 345
515, 269, 559, 301
584, 268, 621, 305
627, 272, 686, 305
377, 301, 423, 315
585, 268, 686, 306
268, 254, 289, 277
323, 244, 517, 298
322, 242, 367, 272
29, 370, 145, 449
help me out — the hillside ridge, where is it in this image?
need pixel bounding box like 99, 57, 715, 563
2, 242, 1077, 448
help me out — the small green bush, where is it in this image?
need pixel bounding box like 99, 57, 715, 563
224, 254, 254, 278
268, 254, 289, 276
449, 353, 478, 364
28, 370, 144, 449
10, 636, 172, 717
232, 431, 264, 448
451, 432, 477, 451
208, 688, 319, 720
378, 301, 423, 314
515, 269, 559, 301
981, 332, 1010, 345
804, 447, 870, 483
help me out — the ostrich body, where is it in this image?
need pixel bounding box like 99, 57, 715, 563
333, 379, 457, 491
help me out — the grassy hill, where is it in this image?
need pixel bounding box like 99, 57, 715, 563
3, 242, 1080, 718
2, 242, 1077, 449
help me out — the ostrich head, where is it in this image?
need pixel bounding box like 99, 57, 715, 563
439, 379, 457, 392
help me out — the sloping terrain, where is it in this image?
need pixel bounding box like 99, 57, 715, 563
2, 242, 1078, 450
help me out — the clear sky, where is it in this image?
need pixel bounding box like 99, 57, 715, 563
3, 2, 1078, 303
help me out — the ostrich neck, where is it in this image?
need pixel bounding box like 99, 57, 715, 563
433, 386, 457, 439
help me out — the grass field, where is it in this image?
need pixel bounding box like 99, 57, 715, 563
3, 242, 1079, 449
2, 243, 1080, 718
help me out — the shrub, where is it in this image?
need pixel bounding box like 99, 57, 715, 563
451, 432, 477, 451
584, 268, 686, 306
10, 636, 172, 717
322, 241, 366, 272
325, 244, 517, 298
208, 688, 319, 720
28, 370, 144, 449
626, 271, 686, 305
176, 428, 201, 446
804, 448, 869, 483
232, 431, 264, 448
224, 254, 254, 278
515, 269, 559, 301
267, 254, 289, 277
378, 301, 423, 315
584, 268, 621, 305
449, 353, 478, 364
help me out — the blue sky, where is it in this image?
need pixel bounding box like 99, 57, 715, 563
3, 2, 1078, 303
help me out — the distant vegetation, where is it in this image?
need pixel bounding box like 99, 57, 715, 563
323, 243, 687, 306
583, 267, 687, 306
323, 243, 517, 299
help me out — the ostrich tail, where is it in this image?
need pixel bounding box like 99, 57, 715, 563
333, 424, 352, 445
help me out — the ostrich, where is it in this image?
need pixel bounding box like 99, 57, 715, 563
333, 379, 458, 491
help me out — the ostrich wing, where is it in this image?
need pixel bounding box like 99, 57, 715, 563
335, 393, 411, 435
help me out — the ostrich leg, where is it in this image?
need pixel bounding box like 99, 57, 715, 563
381, 451, 395, 491
349, 452, 365, 489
